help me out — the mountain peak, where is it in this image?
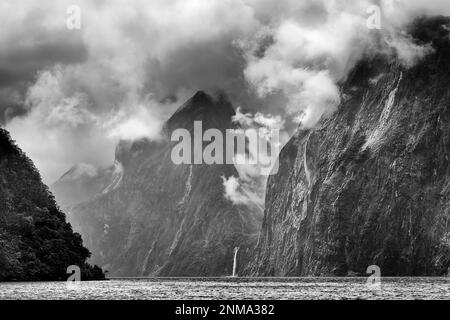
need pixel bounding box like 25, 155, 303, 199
165, 90, 235, 132
58, 163, 99, 182
191, 90, 212, 103
175, 90, 234, 115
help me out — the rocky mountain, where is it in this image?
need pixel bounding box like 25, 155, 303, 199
51, 161, 123, 209
0, 128, 104, 281
247, 17, 450, 277
62, 91, 262, 276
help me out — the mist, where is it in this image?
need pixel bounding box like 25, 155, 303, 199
0, 0, 449, 184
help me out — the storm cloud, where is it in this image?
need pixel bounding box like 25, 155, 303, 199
1, 0, 449, 184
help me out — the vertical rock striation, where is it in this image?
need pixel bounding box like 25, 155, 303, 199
247, 17, 450, 276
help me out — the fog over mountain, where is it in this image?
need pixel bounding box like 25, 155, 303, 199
2, 0, 450, 185
1, 0, 450, 280
53, 91, 262, 276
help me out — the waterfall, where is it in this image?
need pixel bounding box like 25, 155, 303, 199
232, 247, 239, 277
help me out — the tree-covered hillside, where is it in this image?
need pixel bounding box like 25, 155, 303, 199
0, 128, 104, 281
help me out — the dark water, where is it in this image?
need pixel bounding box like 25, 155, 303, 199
0, 277, 449, 300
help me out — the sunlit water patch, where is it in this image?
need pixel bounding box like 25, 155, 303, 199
0, 277, 448, 300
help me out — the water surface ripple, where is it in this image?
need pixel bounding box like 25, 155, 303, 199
0, 277, 448, 300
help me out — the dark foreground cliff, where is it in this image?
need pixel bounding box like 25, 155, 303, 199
247, 17, 450, 276
63, 92, 261, 276
0, 128, 104, 281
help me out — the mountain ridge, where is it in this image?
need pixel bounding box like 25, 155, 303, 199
57, 91, 262, 277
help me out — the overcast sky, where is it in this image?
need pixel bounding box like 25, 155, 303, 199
1, 0, 449, 184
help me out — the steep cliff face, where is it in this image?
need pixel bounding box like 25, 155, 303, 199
66, 92, 261, 276
248, 17, 450, 276
0, 128, 104, 281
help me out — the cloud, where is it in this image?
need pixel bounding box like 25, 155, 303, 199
221, 108, 288, 210
5, 65, 176, 183
2, 0, 259, 182
104, 99, 166, 141
222, 175, 264, 210
5, 67, 113, 183
1, 0, 450, 184
241, 1, 371, 127
385, 35, 435, 68
242, 0, 450, 130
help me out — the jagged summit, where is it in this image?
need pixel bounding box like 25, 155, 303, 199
111, 91, 236, 166
191, 90, 213, 103
166, 91, 235, 132
63, 91, 260, 277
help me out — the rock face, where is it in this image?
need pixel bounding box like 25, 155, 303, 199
64, 92, 261, 276
247, 17, 450, 276
52, 162, 124, 208
0, 128, 104, 281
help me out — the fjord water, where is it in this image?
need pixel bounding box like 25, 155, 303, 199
0, 278, 448, 300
